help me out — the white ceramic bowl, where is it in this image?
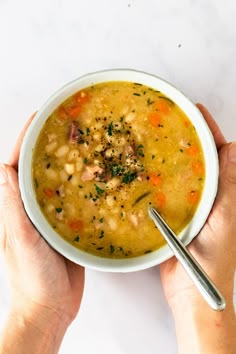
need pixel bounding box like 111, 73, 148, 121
19, 69, 219, 272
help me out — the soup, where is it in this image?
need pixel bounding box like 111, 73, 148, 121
32, 81, 205, 258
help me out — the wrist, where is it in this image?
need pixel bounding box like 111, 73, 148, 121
168, 272, 235, 314
170, 288, 236, 354
0, 305, 70, 354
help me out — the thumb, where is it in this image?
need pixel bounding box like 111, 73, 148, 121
0, 163, 40, 250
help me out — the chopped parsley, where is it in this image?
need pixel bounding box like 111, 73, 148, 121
56, 207, 63, 213
133, 93, 141, 96
110, 245, 115, 253
107, 122, 114, 136
110, 164, 123, 176
94, 184, 105, 196
84, 157, 88, 164
122, 171, 137, 184
73, 236, 80, 242
179, 149, 184, 153
137, 144, 144, 157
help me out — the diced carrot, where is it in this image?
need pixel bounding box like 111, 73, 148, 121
186, 145, 199, 156
149, 173, 162, 186
148, 111, 162, 127
68, 219, 83, 231
67, 105, 82, 118
156, 192, 166, 208
44, 188, 55, 198
155, 100, 170, 114
187, 190, 200, 204
76, 91, 90, 105
184, 120, 190, 127
192, 161, 204, 176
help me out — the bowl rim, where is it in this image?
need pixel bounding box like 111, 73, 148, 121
19, 68, 219, 272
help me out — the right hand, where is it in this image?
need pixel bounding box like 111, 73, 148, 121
160, 104, 236, 309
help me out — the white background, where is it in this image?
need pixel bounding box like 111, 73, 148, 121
0, 1, 235, 353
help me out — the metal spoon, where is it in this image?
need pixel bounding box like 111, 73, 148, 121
148, 207, 226, 311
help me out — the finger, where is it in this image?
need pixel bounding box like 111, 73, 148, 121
217, 142, 236, 205
196, 103, 227, 149
8, 112, 37, 170
0, 163, 40, 250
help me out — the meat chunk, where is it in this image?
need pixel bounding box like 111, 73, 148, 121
69, 121, 82, 144
81, 164, 104, 182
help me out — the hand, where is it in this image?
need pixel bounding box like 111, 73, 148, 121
160, 104, 236, 308
160, 104, 236, 354
0, 115, 84, 346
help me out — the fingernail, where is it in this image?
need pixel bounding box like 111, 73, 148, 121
228, 142, 236, 163
0, 164, 8, 185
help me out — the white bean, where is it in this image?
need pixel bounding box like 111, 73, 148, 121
56, 210, 64, 221
75, 157, 83, 172
45, 169, 58, 180
55, 145, 70, 158
125, 112, 136, 123
106, 195, 115, 207
108, 218, 117, 231
93, 132, 101, 142
67, 149, 80, 161
70, 174, 80, 186
45, 141, 58, 154
64, 163, 75, 175
59, 170, 68, 182
48, 133, 57, 142
129, 213, 139, 227
46, 204, 55, 213
95, 144, 104, 152
121, 105, 129, 116
106, 178, 120, 190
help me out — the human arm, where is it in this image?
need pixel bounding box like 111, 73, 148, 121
161, 104, 236, 354
0, 115, 84, 354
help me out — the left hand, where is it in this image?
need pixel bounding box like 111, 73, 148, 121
0, 114, 84, 331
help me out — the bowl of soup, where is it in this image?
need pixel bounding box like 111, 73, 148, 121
19, 69, 218, 272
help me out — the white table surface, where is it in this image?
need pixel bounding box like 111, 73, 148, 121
0, 1, 235, 353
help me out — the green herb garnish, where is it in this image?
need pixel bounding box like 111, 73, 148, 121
122, 172, 137, 184
107, 122, 114, 136
94, 184, 105, 196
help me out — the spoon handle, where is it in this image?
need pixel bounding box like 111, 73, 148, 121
148, 207, 226, 311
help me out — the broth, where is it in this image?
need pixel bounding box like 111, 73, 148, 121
32, 81, 205, 258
